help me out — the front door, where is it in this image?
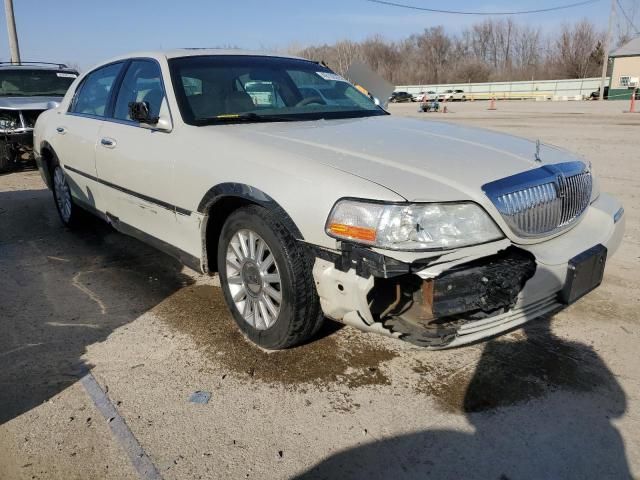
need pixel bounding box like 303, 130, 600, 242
94, 59, 177, 246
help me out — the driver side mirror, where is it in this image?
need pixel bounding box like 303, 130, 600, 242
128, 101, 158, 125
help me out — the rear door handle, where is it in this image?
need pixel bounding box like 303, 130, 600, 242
100, 137, 116, 148
56, 127, 65, 134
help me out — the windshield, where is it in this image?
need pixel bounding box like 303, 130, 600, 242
168, 55, 386, 125
0, 69, 77, 96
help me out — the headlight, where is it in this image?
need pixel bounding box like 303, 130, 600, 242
326, 199, 504, 250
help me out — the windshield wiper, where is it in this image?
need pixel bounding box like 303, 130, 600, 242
200, 112, 298, 124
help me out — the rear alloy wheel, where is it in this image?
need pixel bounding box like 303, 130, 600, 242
218, 205, 323, 349
52, 165, 82, 227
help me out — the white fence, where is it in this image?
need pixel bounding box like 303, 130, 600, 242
396, 77, 609, 100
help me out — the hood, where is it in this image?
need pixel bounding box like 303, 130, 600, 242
225, 115, 580, 204
0, 96, 62, 110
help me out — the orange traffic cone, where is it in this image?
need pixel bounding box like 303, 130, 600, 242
626, 88, 637, 113
488, 96, 497, 110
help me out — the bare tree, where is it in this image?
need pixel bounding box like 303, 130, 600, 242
616, 0, 639, 45
291, 18, 606, 85
552, 20, 605, 78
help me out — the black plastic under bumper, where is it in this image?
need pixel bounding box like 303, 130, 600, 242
367, 247, 537, 347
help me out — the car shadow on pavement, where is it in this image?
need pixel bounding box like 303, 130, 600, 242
294, 317, 632, 480
0, 187, 193, 425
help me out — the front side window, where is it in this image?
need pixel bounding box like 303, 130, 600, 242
169, 55, 385, 125
113, 60, 164, 121
70, 63, 123, 117
0, 69, 77, 97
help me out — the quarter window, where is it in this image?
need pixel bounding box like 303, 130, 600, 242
113, 60, 164, 121
70, 63, 123, 117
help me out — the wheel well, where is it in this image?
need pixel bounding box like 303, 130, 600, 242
40, 144, 56, 188
204, 196, 258, 273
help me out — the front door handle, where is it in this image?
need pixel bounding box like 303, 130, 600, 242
100, 137, 116, 148
56, 127, 66, 134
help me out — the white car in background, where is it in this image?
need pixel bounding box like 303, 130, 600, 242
34, 50, 624, 350
439, 89, 467, 101
413, 91, 437, 102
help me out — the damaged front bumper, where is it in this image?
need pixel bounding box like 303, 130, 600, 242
0, 128, 35, 167
311, 193, 625, 349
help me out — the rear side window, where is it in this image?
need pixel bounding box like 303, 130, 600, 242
70, 63, 123, 117
113, 60, 164, 121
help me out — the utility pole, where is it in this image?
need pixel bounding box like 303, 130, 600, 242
599, 0, 615, 101
4, 0, 21, 64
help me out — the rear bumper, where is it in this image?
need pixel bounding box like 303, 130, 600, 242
312, 192, 625, 348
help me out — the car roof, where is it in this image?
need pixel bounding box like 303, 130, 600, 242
0, 62, 77, 73
97, 48, 308, 66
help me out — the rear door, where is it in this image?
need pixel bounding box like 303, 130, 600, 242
54, 62, 125, 212
94, 59, 177, 245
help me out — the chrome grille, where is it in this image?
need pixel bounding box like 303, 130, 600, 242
483, 162, 592, 238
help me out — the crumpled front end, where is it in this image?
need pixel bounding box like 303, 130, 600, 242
312, 192, 624, 349
0, 108, 45, 170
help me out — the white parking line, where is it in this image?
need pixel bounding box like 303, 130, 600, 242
80, 371, 162, 480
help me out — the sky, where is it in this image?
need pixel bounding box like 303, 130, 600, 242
0, 0, 616, 70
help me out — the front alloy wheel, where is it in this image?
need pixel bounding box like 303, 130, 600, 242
218, 205, 323, 349
225, 229, 282, 330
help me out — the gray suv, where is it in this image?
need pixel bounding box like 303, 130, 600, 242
0, 62, 78, 172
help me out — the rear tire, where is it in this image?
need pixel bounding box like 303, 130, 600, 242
52, 164, 84, 228
217, 205, 323, 350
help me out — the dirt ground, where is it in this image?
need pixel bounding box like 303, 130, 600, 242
1, 100, 639, 480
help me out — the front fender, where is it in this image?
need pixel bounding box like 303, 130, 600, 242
198, 182, 303, 239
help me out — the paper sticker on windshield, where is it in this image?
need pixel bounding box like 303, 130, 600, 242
316, 72, 348, 83
56, 72, 77, 78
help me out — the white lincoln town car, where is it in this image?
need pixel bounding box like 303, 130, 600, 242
34, 50, 625, 350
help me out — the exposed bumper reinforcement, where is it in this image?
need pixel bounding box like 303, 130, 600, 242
446, 295, 563, 348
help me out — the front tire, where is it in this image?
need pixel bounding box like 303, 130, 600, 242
218, 205, 323, 349
52, 164, 83, 227
0, 141, 15, 173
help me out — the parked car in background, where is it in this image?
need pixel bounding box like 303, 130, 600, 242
389, 91, 413, 103
439, 89, 466, 101
0, 62, 78, 173
35, 50, 624, 351
414, 90, 437, 102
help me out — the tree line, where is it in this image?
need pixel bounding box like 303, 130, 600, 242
292, 19, 629, 85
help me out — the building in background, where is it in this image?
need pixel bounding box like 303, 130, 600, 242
609, 37, 640, 100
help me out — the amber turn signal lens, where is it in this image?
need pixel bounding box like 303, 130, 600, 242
328, 223, 377, 242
